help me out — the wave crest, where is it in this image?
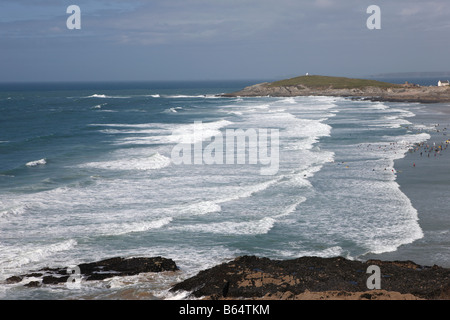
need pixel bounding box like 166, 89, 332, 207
26, 159, 46, 167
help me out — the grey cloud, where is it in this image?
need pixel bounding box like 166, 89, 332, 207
0, 0, 449, 81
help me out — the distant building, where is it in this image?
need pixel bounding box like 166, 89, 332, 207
403, 81, 419, 88
438, 80, 450, 87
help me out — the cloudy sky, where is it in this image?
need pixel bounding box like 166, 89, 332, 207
1, 0, 449, 82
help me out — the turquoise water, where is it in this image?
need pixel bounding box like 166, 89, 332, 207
0, 81, 448, 299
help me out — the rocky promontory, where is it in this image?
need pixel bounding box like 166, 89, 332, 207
170, 255, 450, 300
221, 75, 450, 103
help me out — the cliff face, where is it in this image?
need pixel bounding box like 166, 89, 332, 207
222, 80, 450, 103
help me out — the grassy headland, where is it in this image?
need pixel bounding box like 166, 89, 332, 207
222, 74, 450, 103
269, 75, 401, 89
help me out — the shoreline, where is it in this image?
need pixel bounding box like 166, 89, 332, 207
361, 102, 450, 268
168, 95, 450, 300
220, 78, 450, 104
5, 254, 450, 300
220, 79, 450, 271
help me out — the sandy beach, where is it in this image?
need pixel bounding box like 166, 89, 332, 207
362, 102, 450, 269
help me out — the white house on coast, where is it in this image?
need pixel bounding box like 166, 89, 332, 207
438, 80, 450, 87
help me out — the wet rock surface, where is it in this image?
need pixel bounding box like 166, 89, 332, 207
6, 256, 178, 286
170, 256, 450, 300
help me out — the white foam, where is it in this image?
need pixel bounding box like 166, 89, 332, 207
92, 103, 107, 109
313, 157, 426, 254
281, 246, 347, 259
365, 184, 423, 254
163, 290, 193, 300
281, 99, 431, 257
99, 129, 124, 134
0, 239, 77, 273
94, 120, 234, 146
90, 123, 164, 129
279, 97, 297, 104
169, 120, 233, 144
85, 94, 130, 99
368, 115, 413, 129
79, 152, 171, 171
114, 120, 234, 145
0, 203, 31, 219
393, 132, 431, 146
217, 178, 281, 204
172, 217, 276, 235
164, 177, 283, 219
164, 94, 203, 98
86, 94, 107, 98
178, 201, 222, 215
163, 94, 219, 99
370, 102, 389, 110
104, 217, 172, 236
25, 159, 46, 167
274, 197, 307, 218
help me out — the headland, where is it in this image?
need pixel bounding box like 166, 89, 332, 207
221, 75, 450, 103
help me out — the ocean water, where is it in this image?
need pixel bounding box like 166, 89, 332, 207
0, 81, 448, 300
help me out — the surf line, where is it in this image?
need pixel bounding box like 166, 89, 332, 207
170, 121, 279, 176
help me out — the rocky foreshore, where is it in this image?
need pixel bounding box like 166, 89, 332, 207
170, 256, 450, 300
4, 255, 450, 300
5, 256, 178, 287
221, 81, 450, 104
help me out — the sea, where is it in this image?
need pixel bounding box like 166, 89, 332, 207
0, 78, 449, 300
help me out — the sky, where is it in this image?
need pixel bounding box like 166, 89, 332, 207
0, 0, 449, 82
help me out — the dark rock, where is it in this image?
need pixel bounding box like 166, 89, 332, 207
6, 256, 178, 286
170, 255, 450, 300
222, 281, 230, 297
24, 281, 41, 288
77, 256, 178, 281
360, 293, 374, 300
42, 275, 69, 285
5, 276, 23, 284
